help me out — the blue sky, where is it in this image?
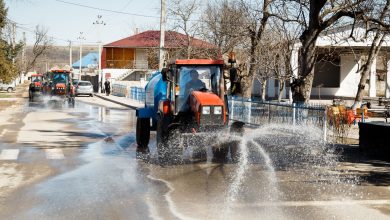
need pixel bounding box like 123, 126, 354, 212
5, 0, 162, 46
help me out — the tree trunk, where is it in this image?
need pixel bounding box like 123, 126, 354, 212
241, 39, 258, 98
261, 78, 267, 101
352, 33, 385, 109
292, 28, 320, 103
278, 79, 285, 102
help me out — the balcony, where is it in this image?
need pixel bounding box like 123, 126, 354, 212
105, 60, 148, 70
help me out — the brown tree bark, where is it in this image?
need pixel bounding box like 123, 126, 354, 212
352, 34, 386, 109
261, 78, 267, 101
278, 79, 285, 102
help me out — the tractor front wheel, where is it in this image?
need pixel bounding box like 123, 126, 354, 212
212, 146, 228, 162
156, 123, 183, 165
229, 121, 245, 163
136, 118, 150, 148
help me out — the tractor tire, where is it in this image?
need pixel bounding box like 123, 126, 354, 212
166, 129, 183, 164
229, 121, 245, 163
136, 118, 150, 148
156, 119, 169, 163
156, 123, 183, 165
212, 146, 228, 162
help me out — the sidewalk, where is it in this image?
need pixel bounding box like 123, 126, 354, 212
94, 93, 144, 109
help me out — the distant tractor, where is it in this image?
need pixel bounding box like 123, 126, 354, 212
44, 69, 75, 107
28, 74, 44, 102
136, 59, 242, 163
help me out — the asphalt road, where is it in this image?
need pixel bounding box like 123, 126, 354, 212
0, 94, 389, 220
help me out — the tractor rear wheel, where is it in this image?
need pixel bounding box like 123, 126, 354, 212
136, 118, 150, 148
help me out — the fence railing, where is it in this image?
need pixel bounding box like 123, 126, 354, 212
129, 86, 145, 102
105, 60, 149, 69
228, 96, 326, 127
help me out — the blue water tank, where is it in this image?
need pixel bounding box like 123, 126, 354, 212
144, 71, 167, 113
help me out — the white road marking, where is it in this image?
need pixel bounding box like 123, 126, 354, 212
0, 149, 20, 160
45, 149, 65, 160
240, 199, 390, 207
147, 174, 197, 220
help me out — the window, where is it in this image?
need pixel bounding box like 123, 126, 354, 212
176, 65, 221, 112
313, 59, 340, 87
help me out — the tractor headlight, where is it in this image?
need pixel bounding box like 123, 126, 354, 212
214, 106, 222, 115
202, 106, 210, 114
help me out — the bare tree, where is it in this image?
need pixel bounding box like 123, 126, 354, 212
25, 25, 52, 72
201, 0, 244, 55
269, 19, 299, 102
352, 0, 390, 109
278, 0, 366, 103
168, 0, 200, 59
231, 0, 273, 98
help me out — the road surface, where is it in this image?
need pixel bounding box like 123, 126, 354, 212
0, 94, 389, 220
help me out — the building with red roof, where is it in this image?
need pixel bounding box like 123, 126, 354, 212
101, 30, 218, 80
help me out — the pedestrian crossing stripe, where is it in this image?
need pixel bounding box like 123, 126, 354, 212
0, 149, 20, 160
45, 149, 65, 159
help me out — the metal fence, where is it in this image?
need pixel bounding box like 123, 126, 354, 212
228, 96, 326, 129
129, 86, 145, 102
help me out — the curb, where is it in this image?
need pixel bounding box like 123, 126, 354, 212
93, 93, 139, 110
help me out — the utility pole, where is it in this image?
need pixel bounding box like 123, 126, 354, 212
11, 22, 19, 83
77, 32, 86, 81
93, 15, 106, 93
21, 32, 26, 79
159, 0, 166, 70
68, 40, 72, 70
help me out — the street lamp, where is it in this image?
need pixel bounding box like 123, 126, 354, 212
93, 15, 106, 93
77, 32, 86, 81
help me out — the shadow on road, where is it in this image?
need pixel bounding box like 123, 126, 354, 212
337, 145, 390, 187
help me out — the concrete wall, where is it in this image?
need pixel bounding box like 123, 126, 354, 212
102, 69, 130, 79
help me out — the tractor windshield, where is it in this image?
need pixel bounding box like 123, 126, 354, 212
31, 76, 42, 82
53, 73, 68, 84
177, 65, 221, 112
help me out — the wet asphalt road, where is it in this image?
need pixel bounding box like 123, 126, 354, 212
0, 96, 389, 220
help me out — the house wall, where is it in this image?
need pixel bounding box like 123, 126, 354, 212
310, 55, 360, 98
102, 69, 131, 79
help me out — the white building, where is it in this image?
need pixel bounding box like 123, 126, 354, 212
258, 26, 390, 100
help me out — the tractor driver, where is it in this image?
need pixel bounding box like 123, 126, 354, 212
184, 69, 206, 97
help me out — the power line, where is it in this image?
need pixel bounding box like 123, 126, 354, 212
6, 17, 98, 44
53, 0, 204, 23
54, 0, 161, 20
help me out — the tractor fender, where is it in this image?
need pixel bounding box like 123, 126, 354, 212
136, 107, 154, 119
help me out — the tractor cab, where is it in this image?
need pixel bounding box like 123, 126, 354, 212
162, 59, 227, 128
44, 69, 75, 107
48, 70, 72, 96
30, 74, 44, 90
28, 74, 44, 101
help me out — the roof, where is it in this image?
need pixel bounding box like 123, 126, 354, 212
72, 52, 99, 69
174, 59, 224, 65
104, 30, 216, 49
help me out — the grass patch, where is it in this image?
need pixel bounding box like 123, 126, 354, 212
0, 93, 12, 98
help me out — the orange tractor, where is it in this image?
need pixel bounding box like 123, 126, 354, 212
28, 74, 44, 102
43, 69, 76, 107
136, 59, 242, 163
